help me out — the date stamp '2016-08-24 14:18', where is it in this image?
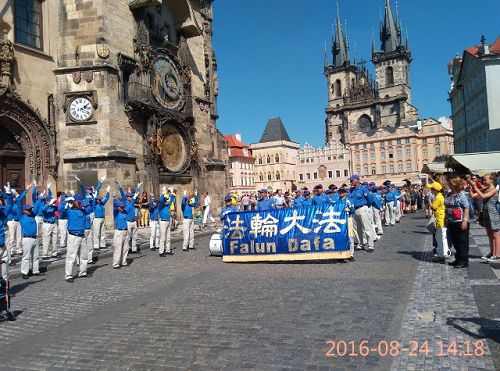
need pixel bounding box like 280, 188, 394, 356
325, 339, 485, 358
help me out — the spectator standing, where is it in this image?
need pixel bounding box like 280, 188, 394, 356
445, 177, 470, 267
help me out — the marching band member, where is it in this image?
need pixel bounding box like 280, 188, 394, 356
257, 189, 275, 211
158, 187, 176, 256
181, 191, 198, 251
112, 198, 129, 269
149, 194, 160, 251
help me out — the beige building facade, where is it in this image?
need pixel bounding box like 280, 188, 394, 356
0, 0, 227, 212
225, 133, 256, 194
349, 118, 454, 183
296, 141, 351, 189
251, 117, 300, 192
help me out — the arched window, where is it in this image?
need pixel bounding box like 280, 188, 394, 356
266, 155, 271, 164
267, 172, 272, 181
275, 154, 280, 163
386, 66, 394, 85
259, 173, 263, 181
335, 79, 342, 97
258, 156, 263, 165
357, 115, 374, 133
276, 172, 280, 180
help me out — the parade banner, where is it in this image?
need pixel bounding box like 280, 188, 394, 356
222, 204, 351, 262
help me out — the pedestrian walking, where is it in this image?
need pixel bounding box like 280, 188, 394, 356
445, 176, 470, 267
149, 195, 160, 251
202, 191, 216, 228
181, 191, 198, 251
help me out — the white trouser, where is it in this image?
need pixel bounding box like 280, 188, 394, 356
65, 234, 87, 279
58, 218, 68, 248
203, 206, 215, 224
435, 227, 450, 257
395, 200, 401, 221
0, 245, 8, 280
385, 201, 396, 226
7, 220, 22, 253
182, 219, 195, 250
352, 206, 375, 249
372, 207, 383, 234
127, 221, 138, 252
42, 222, 58, 256
35, 215, 43, 249
93, 217, 106, 249
113, 230, 128, 267
159, 220, 172, 253
82, 229, 94, 263
21, 237, 39, 275
347, 216, 356, 256
149, 220, 160, 249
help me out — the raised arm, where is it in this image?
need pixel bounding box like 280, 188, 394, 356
95, 175, 106, 193
471, 182, 498, 200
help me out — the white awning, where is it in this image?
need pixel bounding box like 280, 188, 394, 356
446, 152, 500, 174
421, 162, 448, 174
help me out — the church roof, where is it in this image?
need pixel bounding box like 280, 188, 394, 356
259, 117, 292, 143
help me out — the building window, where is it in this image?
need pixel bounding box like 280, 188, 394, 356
422, 138, 427, 144
405, 138, 410, 144
306, 173, 311, 180
356, 168, 361, 175
355, 153, 360, 161
313, 172, 318, 180
364, 167, 369, 176
381, 165, 387, 174
406, 162, 412, 171
344, 169, 349, 177
276, 171, 280, 180
266, 155, 271, 164
397, 139, 402, 145
389, 164, 394, 173
370, 143, 375, 148
397, 149, 402, 159
336, 170, 341, 178
371, 166, 376, 175
435, 146, 441, 156
328, 156, 332, 160
259, 173, 263, 181
363, 153, 368, 161
363, 144, 367, 149
386, 66, 394, 85
398, 163, 403, 172
299, 174, 303, 181
355, 145, 359, 150
405, 148, 411, 157
15, 0, 43, 50
388, 151, 394, 159
267, 172, 272, 181
370, 152, 375, 161
328, 170, 333, 178
335, 79, 342, 97
275, 154, 280, 163
380, 140, 385, 147
258, 157, 263, 165
422, 147, 428, 158
435, 137, 440, 143
381, 151, 386, 160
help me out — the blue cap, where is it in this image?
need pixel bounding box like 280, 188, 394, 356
23, 204, 33, 210
349, 175, 360, 181
44, 196, 52, 202
325, 189, 332, 195
74, 195, 83, 202
338, 187, 347, 193
362, 181, 369, 186
116, 201, 126, 208
95, 195, 103, 201
224, 196, 232, 202
328, 184, 337, 190
314, 184, 323, 189
125, 192, 133, 197
303, 190, 311, 197
369, 182, 376, 186
259, 189, 267, 193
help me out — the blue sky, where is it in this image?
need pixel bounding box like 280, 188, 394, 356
212, 0, 499, 147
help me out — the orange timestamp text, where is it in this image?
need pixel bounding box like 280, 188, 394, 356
325, 339, 485, 357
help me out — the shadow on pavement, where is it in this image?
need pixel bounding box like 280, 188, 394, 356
11, 279, 44, 295
447, 317, 500, 343
413, 230, 429, 235
87, 263, 109, 275
397, 250, 429, 262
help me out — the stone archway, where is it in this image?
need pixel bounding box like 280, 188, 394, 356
0, 90, 58, 184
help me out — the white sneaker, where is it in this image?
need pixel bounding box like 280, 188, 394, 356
481, 253, 493, 260
51, 252, 58, 257
486, 256, 498, 263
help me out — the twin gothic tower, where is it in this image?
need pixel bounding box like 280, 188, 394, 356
325, 0, 418, 145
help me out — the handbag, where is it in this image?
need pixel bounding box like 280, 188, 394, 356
450, 207, 463, 221
478, 212, 485, 227
426, 215, 437, 234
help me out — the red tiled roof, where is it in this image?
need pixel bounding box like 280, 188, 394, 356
225, 135, 254, 159
225, 135, 248, 149
491, 36, 500, 54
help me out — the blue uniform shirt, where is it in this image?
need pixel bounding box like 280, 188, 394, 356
221, 205, 238, 220
149, 202, 159, 222
257, 197, 275, 211
113, 200, 128, 230
330, 193, 340, 204
349, 185, 371, 209
42, 203, 58, 223
58, 198, 89, 236
294, 196, 306, 208
94, 193, 110, 218
312, 193, 331, 206
181, 196, 198, 219
32, 187, 52, 217
385, 189, 397, 203
158, 194, 175, 221
20, 202, 42, 238
0, 195, 14, 245
8, 189, 28, 221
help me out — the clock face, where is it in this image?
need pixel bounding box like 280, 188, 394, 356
160, 123, 187, 173
151, 57, 184, 110
69, 96, 93, 122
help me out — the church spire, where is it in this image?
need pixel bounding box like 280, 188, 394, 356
380, 0, 399, 53
332, 7, 349, 67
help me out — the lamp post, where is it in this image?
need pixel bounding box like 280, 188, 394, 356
456, 83, 467, 153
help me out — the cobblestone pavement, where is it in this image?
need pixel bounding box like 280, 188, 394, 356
0, 213, 497, 370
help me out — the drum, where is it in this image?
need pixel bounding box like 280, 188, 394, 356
209, 233, 223, 256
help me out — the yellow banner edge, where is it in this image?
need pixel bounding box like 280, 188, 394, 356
222, 251, 352, 263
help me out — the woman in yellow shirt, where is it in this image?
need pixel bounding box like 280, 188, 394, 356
427, 181, 450, 259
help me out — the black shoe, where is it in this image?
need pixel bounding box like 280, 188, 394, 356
166, 251, 173, 255
449, 260, 460, 266
65, 277, 74, 283
349, 256, 355, 261
367, 248, 374, 253
22, 274, 29, 280
33, 272, 43, 276
190, 247, 197, 250
454, 263, 469, 269
159, 252, 166, 257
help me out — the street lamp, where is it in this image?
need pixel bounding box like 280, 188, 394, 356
456, 83, 467, 153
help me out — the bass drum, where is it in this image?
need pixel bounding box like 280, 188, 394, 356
209, 233, 223, 256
